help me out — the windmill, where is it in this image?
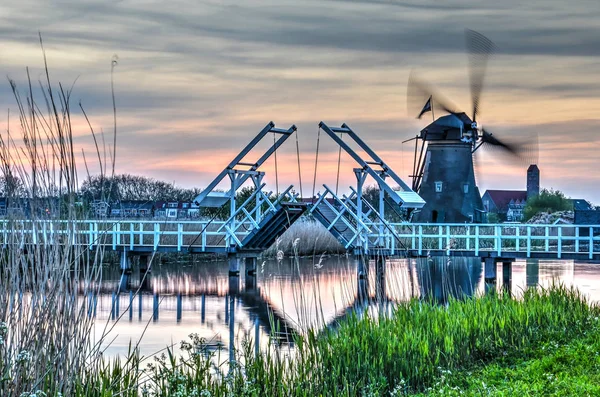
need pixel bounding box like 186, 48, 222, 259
406, 29, 536, 223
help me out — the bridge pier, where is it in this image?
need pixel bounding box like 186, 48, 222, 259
375, 255, 386, 301
176, 293, 182, 323
120, 251, 132, 272
484, 257, 497, 293
502, 260, 513, 294
201, 294, 206, 324
356, 252, 369, 279
228, 255, 240, 276
245, 257, 258, 292
139, 255, 152, 291
526, 259, 539, 288
228, 255, 240, 295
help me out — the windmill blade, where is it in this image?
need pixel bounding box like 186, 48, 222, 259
480, 128, 539, 166
465, 29, 496, 122
407, 71, 461, 118
472, 149, 484, 189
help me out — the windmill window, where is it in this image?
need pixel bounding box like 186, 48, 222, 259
435, 181, 443, 193
463, 183, 469, 193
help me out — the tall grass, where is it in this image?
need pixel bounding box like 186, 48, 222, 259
68, 285, 599, 396
0, 40, 118, 396
263, 217, 345, 257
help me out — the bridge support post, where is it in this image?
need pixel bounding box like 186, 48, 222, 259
356, 252, 369, 302
375, 255, 386, 302
201, 294, 206, 324
484, 257, 497, 293
120, 251, 132, 272
229, 255, 240, 294
153, 293, 159, 322
139, 255, 152, 291
246, 257, 257, 275
526, 259, 539, 288
176, 293, 182, 323
502, 260, 513, 294
245, 257, 257, 292
119, 251, 132, 291
357, 252, 368, 279
228, 255, 240, 276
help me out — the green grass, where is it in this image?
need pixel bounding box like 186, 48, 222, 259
417, 321, 600, 396
63, 285, 600, 396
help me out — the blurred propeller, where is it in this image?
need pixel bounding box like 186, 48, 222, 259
478, 128, 539, 166
465, 29, 496, 123
407, 71, 461, 118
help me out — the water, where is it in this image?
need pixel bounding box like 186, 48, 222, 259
91, 255, 600, 358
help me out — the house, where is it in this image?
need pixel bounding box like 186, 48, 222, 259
110, 200, 154, 218
571, 199, 592, 211
575, 207, 600, 236
153, 201, 200, 219
0, 197, 6, 217
90, 200, 110, 218
482, 190, 528, 222
154, 201, 179, 219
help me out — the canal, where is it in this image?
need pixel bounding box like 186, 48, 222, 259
92, 256, 600, 358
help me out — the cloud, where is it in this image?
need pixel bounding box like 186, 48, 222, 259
0, 0, 598, 203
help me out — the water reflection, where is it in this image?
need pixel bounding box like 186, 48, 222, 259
90, 256, 599, 358
415, 257, 483, 303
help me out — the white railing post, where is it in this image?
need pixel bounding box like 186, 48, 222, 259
590, 227, 594, 260
116, 223, 121, 246
438, 225, 443, 251
411, 226, 416, 250
445, 225, 450, 254
154, 223, 160, 251
557, 226, 562, 259
545, 226, 549, 252
88, 222, 94, 249
177, 223, 183, 251
527, 226, 531, 257
466, 225, 470, 251
202, 222, 207, 251
130, 223, 134, 251
575, 226, 579, 253
139, 223, 144, 246
475, 225, 479, 256
418, 225, 423, 256
112, 223, 117, 250
516, 226, 520, 252
495, 225, 501, 256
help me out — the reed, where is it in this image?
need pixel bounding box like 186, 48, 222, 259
0, 39, 122, 396
262, 217, 345, 257
63, 285, 599, 396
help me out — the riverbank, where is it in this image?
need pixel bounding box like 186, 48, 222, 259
67, 285, 599, 396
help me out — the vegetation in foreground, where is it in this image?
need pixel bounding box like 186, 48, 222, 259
56, 286, 599, 396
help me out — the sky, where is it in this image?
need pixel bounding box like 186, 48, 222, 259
0, 0, 599, 203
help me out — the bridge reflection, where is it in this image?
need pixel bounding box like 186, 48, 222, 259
87, 256, 557, 359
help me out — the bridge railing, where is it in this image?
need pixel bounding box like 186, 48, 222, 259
1, 220, 599, 258
0, 219, 256, 252
389, 223, 600, 259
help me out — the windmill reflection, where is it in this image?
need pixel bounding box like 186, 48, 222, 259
414, 257, 483, 303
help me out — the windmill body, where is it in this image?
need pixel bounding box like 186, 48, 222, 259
412, 114, 485, 223
407, 30, 535, 224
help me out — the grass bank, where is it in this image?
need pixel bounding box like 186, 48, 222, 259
70, 286, 599, 396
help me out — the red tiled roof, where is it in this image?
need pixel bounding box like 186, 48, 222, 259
485, 190, 527, 211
